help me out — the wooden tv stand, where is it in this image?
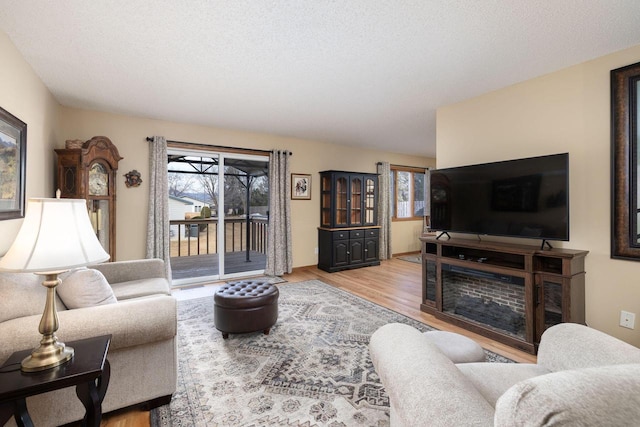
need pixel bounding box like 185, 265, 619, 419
419, 236, 588, 354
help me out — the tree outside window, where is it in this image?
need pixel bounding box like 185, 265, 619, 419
391, 166, 427, 221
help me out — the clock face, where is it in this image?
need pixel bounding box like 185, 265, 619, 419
88, 162, 109, 196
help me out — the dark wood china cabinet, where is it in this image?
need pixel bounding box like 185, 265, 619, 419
318, 170, 380, 272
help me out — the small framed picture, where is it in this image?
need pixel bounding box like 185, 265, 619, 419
291, 173, 311, 200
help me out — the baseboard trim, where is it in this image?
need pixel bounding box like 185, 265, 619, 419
392, 251, 420, 257
290, 254, 421, 273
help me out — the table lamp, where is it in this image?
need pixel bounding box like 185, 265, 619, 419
0, 198, 109, 372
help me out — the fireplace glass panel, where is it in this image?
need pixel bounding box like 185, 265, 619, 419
442, 265, 526, 339
543, 280, 563, 329
424, 258, 436, 303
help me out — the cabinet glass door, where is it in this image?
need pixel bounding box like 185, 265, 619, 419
350, 176, 362, 225
365, 177, 376, 225
335, 177, 348, 225
534, 276, 564, 342
542, 280, 563, 329
88, 199, 110, 259
321, 175, 332, 227
424, 257, 436, 305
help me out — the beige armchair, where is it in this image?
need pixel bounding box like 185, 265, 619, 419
369, 322, 640, 426
0, 259, 177, 427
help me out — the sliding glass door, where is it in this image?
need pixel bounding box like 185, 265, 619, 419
220, 156, 269, 276
167, 148, 269, 286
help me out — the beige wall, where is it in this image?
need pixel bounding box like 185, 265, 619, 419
0, 29, 432, 268
0, 32, 60, 254
58, 107, 434, 266
437, 44, 640, 346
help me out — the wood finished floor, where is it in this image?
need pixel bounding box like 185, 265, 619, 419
101, 256, 537, 427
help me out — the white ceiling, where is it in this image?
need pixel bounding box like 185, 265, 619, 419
2, 1, 640, 157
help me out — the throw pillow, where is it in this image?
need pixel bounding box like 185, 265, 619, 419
57, 268, 117, 309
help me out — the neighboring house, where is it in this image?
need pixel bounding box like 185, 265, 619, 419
179, 195, 212, 214
168, 196, 193, 238
169, 195, 215, 238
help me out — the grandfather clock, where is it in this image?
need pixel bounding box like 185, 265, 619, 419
55, 136, 123, 261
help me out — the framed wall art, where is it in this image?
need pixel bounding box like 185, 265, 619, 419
291, 173, 311, 200
0, 106, 26, 220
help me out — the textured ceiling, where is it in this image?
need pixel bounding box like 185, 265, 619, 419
2, 1, 640, 157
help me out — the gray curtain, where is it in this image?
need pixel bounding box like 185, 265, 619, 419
146, 136, 172, 279
265, 150, 293, 276
377, 161, 392, 260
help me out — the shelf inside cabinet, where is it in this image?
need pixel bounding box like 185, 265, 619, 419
534, 256, 563, 274
441, 245, 526, 270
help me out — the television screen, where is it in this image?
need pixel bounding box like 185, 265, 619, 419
429, 153, 569, 242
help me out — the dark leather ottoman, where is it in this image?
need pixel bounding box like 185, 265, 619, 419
214, 280, 279, 339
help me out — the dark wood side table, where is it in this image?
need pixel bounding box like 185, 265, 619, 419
0, 335, 111, 427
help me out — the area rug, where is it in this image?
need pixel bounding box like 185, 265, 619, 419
396, 254, 421, 264
237, 275, 287, 285
151, 279, 511, 426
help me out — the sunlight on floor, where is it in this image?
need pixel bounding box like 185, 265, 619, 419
171, 284, 219, 301
171, 275, 286, 301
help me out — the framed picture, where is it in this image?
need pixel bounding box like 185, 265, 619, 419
291, 173, 311, 200
0, 106, 27, 220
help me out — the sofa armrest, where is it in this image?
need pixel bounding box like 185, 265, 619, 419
495, 364, 640, 427
369, 323, 494, 427
0, 295, 177, 363
93, 259, 167, 284
537, 323, 640, 372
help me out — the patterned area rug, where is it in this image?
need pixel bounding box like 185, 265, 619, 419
240, 275, 287, 285
151, 280, 511, 426
396, 254, 421, 264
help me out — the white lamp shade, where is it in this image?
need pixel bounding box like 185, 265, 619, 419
0, 198, 110, 273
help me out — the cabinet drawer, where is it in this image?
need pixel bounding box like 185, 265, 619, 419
364, 228, 379, 238
332, 231, 349, 240
350, 229, 365, 239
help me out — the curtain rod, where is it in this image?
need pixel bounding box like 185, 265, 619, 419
146, 137, 292, 156
377, 162, 429, 170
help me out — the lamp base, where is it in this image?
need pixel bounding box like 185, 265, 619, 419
21, 337, 74, 372
20, 272, 75, 372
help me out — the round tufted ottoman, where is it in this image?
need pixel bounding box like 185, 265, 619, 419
214, 280, 279, 339
423, 331, 486, 363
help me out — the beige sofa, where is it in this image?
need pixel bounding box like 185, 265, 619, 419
370, 322, 640, 426
0, 259, 177, 426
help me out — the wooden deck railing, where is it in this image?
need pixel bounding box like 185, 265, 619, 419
169, 217, 268, 257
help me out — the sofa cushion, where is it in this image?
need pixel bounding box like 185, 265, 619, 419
0, 272, 66, 323
92, 258, 166, 284
110, 277, 171, 300
495, 364, 640, 426
57, 268, 117, 308
457, 362, 550, 407
423, 330, 486, 363
0, 295, 177, 361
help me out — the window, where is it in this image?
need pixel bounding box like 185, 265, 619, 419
391, 166, 427, 221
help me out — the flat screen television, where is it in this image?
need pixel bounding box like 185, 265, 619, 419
429, 153, 569, 243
